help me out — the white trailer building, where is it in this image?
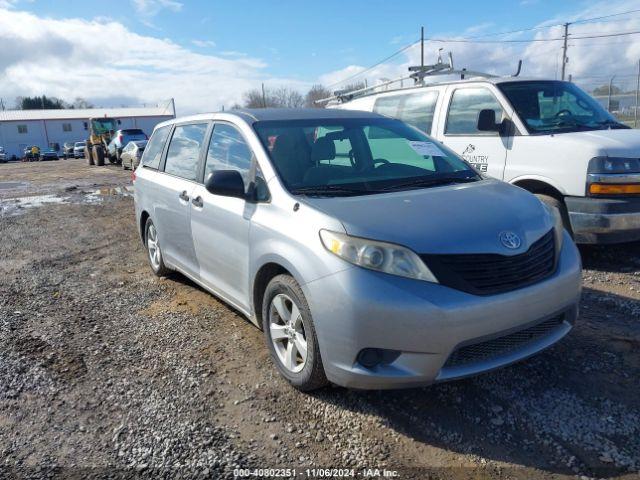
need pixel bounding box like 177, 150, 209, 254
0, 102, 175, 159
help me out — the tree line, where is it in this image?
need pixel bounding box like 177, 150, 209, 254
239, 82, 365, 109
13, 95, 94, 110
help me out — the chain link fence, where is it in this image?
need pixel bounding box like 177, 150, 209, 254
573, 73, 639, 128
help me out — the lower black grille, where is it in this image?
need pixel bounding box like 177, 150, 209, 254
420, 230, 556, 295
444, 314, 566, 368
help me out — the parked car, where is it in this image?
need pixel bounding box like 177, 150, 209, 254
0, 147, 6, 163
23, 146, 40, 162
121, 140, 147, 170
40, 148, 59, 161
134, 109, 581, 391
73, 141, 86, 158
63, 142, 75, 158
335, 77, 640, 245
107, 128, 147, 163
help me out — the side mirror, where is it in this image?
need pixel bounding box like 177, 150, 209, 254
205, 170, 246, 199
477, 109, 501, 132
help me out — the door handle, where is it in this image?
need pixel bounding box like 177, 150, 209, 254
178, 190, 190, 202
192, 196, 203, 208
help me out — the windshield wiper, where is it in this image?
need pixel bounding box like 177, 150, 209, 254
290, 185, 369, 197
378, 175, 478, 192
593, 119, 630, 129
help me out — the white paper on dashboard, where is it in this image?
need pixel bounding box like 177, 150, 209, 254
408, 141, 445, 157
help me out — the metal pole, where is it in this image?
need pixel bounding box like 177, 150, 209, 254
561, 23, 569, 81
261, 83, 266, 108
608, 76, 615, 112
421, 26, 424, 69
635, 59, 639, 128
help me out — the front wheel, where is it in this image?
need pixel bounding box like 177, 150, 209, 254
263, 275, 328, 391
535, 194, 574, 238
85, 146, 94, 165
93, 146, 105, 166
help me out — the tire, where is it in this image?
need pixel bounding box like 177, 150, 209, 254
263, 274, 328, 391
93, 146, 105, 166
115, 149, 122, 165
85, 146, 94, 166
535, 194, 574, 238
144, 217, 170, 277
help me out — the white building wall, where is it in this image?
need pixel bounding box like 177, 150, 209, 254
0, 115, 173, 158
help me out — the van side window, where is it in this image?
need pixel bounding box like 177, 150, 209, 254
373, 96, 402, 117
141, 125, 171, 169
446, 88, 504, 135
205, 124, 253, 191
164, 123, 208, 181
397, 91, 439, 134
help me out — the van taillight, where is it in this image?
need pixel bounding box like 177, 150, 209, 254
118, 134, 123, 143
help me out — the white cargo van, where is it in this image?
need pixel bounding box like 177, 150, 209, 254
334, 77, 640, 244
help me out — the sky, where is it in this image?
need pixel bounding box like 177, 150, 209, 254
1, 0, 640, 114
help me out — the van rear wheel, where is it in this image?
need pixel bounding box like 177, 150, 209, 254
145, 218, 170, 277
263, 274, 328, 391
535, 194, 573, 238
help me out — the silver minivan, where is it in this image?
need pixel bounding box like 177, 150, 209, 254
134, 108, 582, 391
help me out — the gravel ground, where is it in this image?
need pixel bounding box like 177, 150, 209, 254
1, 159, 639, 479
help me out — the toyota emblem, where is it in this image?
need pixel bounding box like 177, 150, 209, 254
499, 231, 521, 249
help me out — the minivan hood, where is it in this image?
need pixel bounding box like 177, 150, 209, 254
303, 179, 553, 255
546, 128, 640, 157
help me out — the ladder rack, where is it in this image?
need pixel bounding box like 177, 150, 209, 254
315, 54, 522, 105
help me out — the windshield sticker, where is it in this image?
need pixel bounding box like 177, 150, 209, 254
408, 141, 445, 157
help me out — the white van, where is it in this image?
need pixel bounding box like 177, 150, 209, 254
334, 78, 640, 244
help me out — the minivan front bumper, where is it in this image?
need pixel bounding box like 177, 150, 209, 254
566, 196, 640, 244
304, 231, 581, 389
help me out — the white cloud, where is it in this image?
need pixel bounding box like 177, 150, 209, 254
0, 8, 308, 113
132, 0, 183, 17
318, 0, 640, 94
191, 39, 216, 48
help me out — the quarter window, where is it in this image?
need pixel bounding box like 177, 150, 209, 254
164, 123, 208, 181
141, 125, 171, 169
373, 96, 401, 117
446, 88, 504, 135
205, 124, 253, 190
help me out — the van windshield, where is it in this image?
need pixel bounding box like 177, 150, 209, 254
499, 80, 629, 134
254, 118, 479, 196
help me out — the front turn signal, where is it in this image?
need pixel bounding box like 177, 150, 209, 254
589, 183, 640, 195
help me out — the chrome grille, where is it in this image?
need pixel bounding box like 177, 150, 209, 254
444, 314, 565, 368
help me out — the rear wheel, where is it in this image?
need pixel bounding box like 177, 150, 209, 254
535, 194, 573, 238
263, 274, 328, 391
145, 218, 170, 276
93, 146, 105, 166
85, 146, 94, 165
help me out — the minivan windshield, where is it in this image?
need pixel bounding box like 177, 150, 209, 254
499, 80, 629, 134
254, 118, 479, 196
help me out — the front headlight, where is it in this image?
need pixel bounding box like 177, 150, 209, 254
319, 230, 438, 282
543, 204, 564, 252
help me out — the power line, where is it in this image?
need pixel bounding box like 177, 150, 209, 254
572, 8, 640, 24
325, 40, 419, 89
427, 29, 640, 43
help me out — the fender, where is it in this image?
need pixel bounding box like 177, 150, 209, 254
507, 174, 567, 196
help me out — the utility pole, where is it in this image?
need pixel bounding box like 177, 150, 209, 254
561, 22, 570, 81
421, 26, 424, 69
261, 83, 266, 108
635, 59, 639, 128
607, 76, 615, 112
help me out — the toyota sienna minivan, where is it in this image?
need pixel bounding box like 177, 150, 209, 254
134, 108, 582, 391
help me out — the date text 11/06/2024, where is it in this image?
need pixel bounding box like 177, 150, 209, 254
233, 468, 400, 478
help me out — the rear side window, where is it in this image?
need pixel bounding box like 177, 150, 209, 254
164, 123, 208, 181
446, 87, 504, 135
373, 96, 402, 117
141, 125, 171, 169
397, 91, 439, 134
205, 123, 253, 190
